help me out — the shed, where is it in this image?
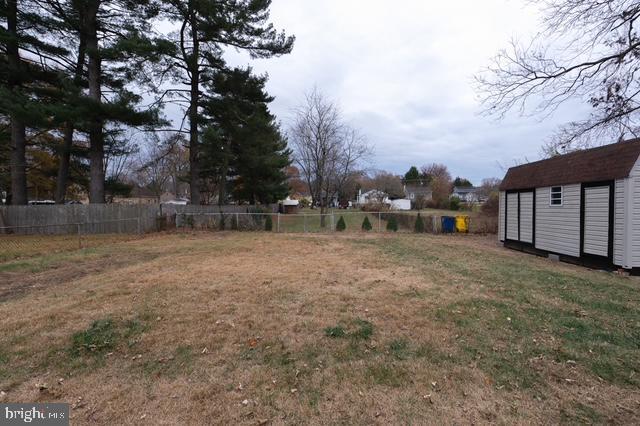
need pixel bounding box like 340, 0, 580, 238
279, 198, 299, 214
498, 139, 640, 273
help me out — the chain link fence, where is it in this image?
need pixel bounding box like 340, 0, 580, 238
174, 211, 498, 234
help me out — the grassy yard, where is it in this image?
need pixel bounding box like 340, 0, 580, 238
0, 232, 638, 424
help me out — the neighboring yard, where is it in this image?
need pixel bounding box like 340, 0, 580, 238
0, 232, 639, 424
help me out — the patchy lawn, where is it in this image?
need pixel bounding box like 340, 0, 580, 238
0, 232, 638, 424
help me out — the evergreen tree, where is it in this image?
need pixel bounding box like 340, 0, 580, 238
386, 216, 398, 232
0, 0, 71, 204
158, 0, 294, 205
414, 213, 425, 233
404, 166, 420, 184
361, 216, 372, 231
201, 67, 291, 204
453, 177, 473, 187
336, 216, 346, 232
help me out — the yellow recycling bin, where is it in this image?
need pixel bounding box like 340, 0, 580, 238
455, 215, 469, 233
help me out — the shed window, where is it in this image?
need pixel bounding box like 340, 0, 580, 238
550, 186, 563, 206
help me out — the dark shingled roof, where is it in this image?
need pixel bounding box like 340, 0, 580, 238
500, 139, 640, 191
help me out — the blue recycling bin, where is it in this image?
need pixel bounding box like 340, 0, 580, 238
441, 216, 455, 233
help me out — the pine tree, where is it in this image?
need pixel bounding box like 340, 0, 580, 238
404, 166, 420, 184
0, 0, 70, 204
414, 213, 425, 233
336, 216, 346, 232
361, 216, 372, 231
158, 1, 294, 205
201, 67, 291, 204
386, 216, 398, 232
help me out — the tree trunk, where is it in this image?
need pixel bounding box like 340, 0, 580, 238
55, 125, 73, 203
9, 120, 27, 205
85, 1, 104, 203
188, 9, 201, 205
55, 36, 86, 204
218, 160, 228, 206
7, 0, 27, 205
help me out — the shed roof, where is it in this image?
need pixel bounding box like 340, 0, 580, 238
500, 139, 640, 191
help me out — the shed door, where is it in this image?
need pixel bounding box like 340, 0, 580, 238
519, 192, 534, 244
506, 193, 519, 240
583, 186, 610, 257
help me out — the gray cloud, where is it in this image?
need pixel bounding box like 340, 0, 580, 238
218, 0, 590, 184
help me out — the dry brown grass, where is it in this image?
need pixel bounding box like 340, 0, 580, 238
0, 232, 638, 425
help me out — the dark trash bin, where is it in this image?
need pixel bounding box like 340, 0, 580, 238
441, 216, 455, 233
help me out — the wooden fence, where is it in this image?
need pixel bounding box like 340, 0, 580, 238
0, 205, 160, 234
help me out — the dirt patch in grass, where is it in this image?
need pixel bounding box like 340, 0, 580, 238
0, 232, 638, 424
0, 248, 159, 302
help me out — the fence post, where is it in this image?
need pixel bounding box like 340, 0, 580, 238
77, 223, 82, 249
277, 213, 281, 233
331, 212, 335, 232
137, 216, 141, 235
378, 212, 381, 232
304, 213, 307, 233
236, 212, 239, 231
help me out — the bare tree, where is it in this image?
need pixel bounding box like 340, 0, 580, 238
289, 89, 371, 225
135, 134, 187, 201
420, 163, 452, 208
478, 177, 502, 199
477, 0, 640, 154
363, 171, 405, 199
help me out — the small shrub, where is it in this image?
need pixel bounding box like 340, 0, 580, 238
361, 202, 389, 212
481, 192, 499, 216
230, 214, 239, 231
218, 214, 226, 231
265, 215, 273, 231
449, 196, 461, 211
386, 216, 398, 232
336, 216, 346, 231
414, 213, 425, 233
361, 216, 372, 231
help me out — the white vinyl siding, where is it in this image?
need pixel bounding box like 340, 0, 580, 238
614, 179, 625, 266
630, 159, 640, 266
506, 193, 519, 240
499, 191, 505, 241
519, 192, 534, 243
535, 184, 581, 257
583, 186, 610, 257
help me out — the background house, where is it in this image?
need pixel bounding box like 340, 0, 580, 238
452, 186, 480, 203
404, 185, 432, 201
404, 184, 432, 209
356, 189, 411, 210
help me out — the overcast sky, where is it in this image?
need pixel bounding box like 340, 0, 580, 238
221, 0, 588, 184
